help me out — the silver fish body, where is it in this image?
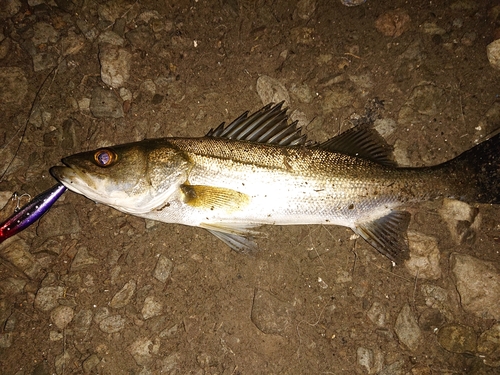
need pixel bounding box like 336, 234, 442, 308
50, 103, 499, 262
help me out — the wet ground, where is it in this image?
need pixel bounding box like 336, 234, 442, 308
1, 0, 500, 374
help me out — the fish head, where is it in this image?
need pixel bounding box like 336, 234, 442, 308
50, 140, 190, 214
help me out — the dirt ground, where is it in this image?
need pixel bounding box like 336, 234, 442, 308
1, 0, 500, 374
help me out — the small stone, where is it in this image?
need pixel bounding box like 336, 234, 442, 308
0, 67, 28, 104
0, 277, 27, 297
378, 360, 405, 375
322, 86, 356, 112
128, 337, 154, 366
486, 39, 500, 70
98, 315, 125, 333
142, 296, 163, 320
451, 253, 500, 320
99, 44, 131, 88
250, 289, 294, 335
375, 9, 411, 37
0, 332, 13, 348
367, 301, 387, 327
82, 354, 100, 373
394, 303, 422, 351
33, 53, 58, 72
357, 347, 383, 374
256, 75, 290, 107
55, 351, 71, 375
90, 87, 124, 118
374, 118, 397, 138
73, 309, 93, 335
71, 247, 98, 271
110, 280, 136, 309
290, 83, 313, 103
296, 0, 316, 20
439, 199, 481, 245
153, 255, 173, 283
32, 22, 59, 46
125, 25, 154, 50
437, 323, 477, 354
50, 305, 75, 330
34, 286, 66, 312
49, 330, 63, 341
405, 231, 441, 280
60, 31, 86, 56
477, 323, 500, 365
0, 237, 42, 278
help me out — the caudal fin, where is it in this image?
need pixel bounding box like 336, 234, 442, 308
443, 132, 499, 204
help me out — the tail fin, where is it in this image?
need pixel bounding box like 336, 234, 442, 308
443, 133, 499, 204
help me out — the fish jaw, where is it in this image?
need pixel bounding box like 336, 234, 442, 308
50, 165, 141, 209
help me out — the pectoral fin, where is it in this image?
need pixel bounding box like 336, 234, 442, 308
200, 222, 263, 254
353, 210, 411, 263
181, 184, 250, 213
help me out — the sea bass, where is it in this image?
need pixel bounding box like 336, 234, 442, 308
50, 103, 499, 262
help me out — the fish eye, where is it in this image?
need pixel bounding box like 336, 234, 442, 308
94, 149, 117, 167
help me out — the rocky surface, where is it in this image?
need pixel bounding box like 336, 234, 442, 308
0, 0, 499, 374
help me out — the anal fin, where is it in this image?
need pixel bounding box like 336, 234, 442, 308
353, 210, 411, 263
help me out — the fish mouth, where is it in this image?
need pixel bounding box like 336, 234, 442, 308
50, 163, 96, 196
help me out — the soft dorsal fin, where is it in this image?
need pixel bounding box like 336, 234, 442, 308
206, 102, 309, 146
317, 125, 396, 167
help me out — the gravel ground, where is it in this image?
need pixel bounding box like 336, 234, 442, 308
0, 0, 500, 374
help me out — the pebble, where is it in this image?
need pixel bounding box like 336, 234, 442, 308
142, 296, 163, 320
90, 86, 124, 118
54, 350, 71, 375
250, 288, 294, 335
97, 30, 125, 46
98, 44, 131, 88
296, 0, 316, 20
73, 309, 93, 335
394, 303, 421, 351
439, 199, 480, 245
487, 39, 500, 70
82, 353, 101, 373
420, 284, 449, 313
374, 118, 397, 138
451, 253, 500, 320
378, 360, 405, 375
437, 323, 477, 354
153, 255, 173, 283
32, 22, 59, 46
256, 75, 290, 107
71, 247, 98, 272
50, 305, 75, 330
34, 286, 66, 312
0, 238, 42, 279
367, 301, 387, 327
357, 346, 383, 374
290, 83, 313, 103
375, 9, 411, 37
0, 332, 13, 348
98, 314, 125, 333
125, 25, 155, 50
110, 279, 136, 309
128, 337, 157, 366
341, 0, 367, 6
0, 277, 27, 297
0, 67, 28, 104
405, 231, 441, 280
33, 52, 58, 72
477, 323, 500, 366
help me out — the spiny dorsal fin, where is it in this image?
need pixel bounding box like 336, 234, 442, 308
206, 102, 309, 146
353, 210, 411, 263
317, 125, 396, 167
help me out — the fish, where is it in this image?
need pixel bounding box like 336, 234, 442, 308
0, 183, 67, 244
49, 103, 499, 263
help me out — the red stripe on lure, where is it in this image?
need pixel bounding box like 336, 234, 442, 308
0, 183, 66, 244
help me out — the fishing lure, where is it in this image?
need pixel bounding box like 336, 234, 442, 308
0, 183, 66, 244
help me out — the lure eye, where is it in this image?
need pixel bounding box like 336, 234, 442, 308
94, 149, 117, 167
